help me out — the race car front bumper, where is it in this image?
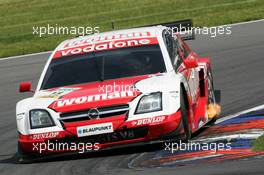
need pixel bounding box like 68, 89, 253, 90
18, 110, 183, 156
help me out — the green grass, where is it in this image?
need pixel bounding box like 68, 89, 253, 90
1, 0, 264, 58
253, 135, 264, 152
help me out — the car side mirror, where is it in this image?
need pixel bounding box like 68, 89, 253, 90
19, 82, 33, 93
184, 58, 198, 69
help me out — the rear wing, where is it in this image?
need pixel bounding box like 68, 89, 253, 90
141, 19, 195, 40
158, 19, 195, 40
111, 19, 195, 40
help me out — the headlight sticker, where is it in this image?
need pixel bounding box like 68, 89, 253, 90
16, 113, 25, 120
37, 87, 80, 99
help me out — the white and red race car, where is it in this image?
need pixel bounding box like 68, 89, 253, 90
16, 20, 219, 160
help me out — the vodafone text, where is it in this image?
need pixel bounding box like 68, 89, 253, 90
59, 38, 153, 57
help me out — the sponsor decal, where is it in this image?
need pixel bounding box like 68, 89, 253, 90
54, 91, 136, 108
16, 113, 25, 120
38, 87, 80, 99
31, 131, 59, 140
53, 37, 158, 58
62, 31, 153, 49
131, 116, 166, 126
77, 122, 113, 137
89, 130, 135, 143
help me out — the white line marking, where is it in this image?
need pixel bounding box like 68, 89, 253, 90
194, 131, 264, 143
0, 51, 52, 61
218, 18, 264, 27
216, 104, 264, 124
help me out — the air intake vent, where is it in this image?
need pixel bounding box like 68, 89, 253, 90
59, 104, 129, 122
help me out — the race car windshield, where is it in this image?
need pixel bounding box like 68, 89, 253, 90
40, 44, 166, 90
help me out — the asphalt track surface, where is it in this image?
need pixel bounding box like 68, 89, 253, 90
0, 20, 264, 175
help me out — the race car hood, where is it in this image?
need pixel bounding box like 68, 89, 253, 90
34, 75, 152, 113
32, 73, 181, 114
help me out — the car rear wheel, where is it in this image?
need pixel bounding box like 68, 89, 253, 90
207, 69, 217, 124
17, 142, 34, 164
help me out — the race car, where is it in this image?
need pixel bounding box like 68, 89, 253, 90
16, 20, 219, 161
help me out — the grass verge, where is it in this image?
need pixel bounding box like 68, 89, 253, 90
1, 0, 264, 58
252, 135, 264, 152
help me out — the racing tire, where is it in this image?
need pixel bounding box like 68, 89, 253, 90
17, 142, 34, 164
180, 87, 192, 140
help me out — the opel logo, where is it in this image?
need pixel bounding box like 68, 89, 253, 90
88, 108, 100, 119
